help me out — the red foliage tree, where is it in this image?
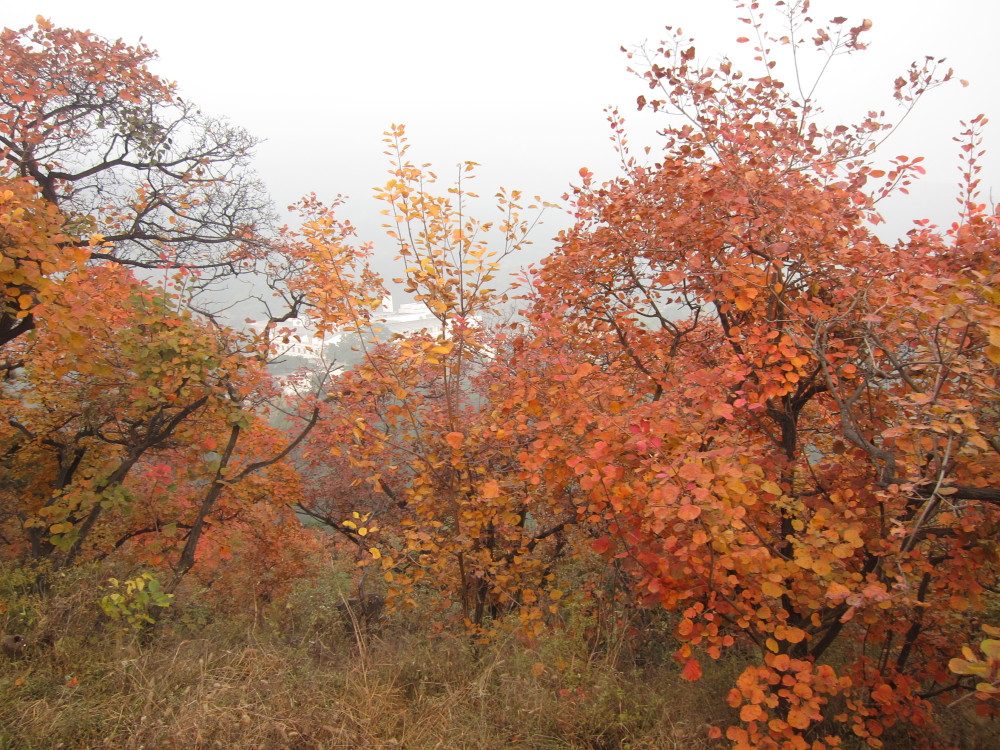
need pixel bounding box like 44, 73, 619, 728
493, 2, 998, 746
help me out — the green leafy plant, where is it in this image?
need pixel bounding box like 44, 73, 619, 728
99, 572, 174, 630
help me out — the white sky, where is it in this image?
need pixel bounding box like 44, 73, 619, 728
9, 1, 1000, 286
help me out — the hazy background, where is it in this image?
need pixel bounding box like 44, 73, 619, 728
9, 0, 1000, 302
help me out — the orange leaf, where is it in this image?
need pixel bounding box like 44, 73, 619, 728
786, 708, 810, 730
444, 431, 464, 449
680, 657, 702, 681
740, 703, 764, 721
678, 504, 701, 521
761, 580, 783, 597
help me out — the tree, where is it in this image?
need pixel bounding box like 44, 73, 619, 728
0, 254, 336, 592
0, 17, 270, 344
297, 127, 572, 634
499, 2, 998, 746
0, 184, 378, 580
0, 178, 85, 349
1, 263, 234, 561
0, 20, 384, 592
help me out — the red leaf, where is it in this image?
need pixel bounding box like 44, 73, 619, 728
681, 657, 703, 681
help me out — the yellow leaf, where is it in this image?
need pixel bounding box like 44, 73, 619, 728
988, 326, 1000, 348
950, 657, 985, 676
981, 639, 1000, 660
812, 558, 832, 576
429, 341, 454, 355
761, 581, 784, 597
369, 547, 381, 560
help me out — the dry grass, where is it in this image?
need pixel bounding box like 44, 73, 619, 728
0, 565, 723, 749
0, 632, 715, 748
1, 564, 996, 749
0, 622, 724, 749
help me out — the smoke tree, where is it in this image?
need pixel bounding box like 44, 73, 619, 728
494, 1, 998, 746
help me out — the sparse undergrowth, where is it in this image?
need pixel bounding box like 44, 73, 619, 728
1, 563, 996, 750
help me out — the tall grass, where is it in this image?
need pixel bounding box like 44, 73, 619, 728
0, 562, 995, 749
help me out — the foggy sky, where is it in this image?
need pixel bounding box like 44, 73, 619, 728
11, 0, 1000, 310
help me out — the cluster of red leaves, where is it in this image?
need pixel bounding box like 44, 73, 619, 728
472, 3, 996, 748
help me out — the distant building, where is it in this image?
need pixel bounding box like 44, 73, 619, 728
244, 315, 337, 361
370, 299, 441, 338
245, 296, 490, 395
243, 295, 443, 363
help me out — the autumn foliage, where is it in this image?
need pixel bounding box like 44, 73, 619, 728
491, 3, 998, 746
1, 4, 999, 749
0, 18, 339, 595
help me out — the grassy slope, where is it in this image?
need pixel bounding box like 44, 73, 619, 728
0, 564, 995, 749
